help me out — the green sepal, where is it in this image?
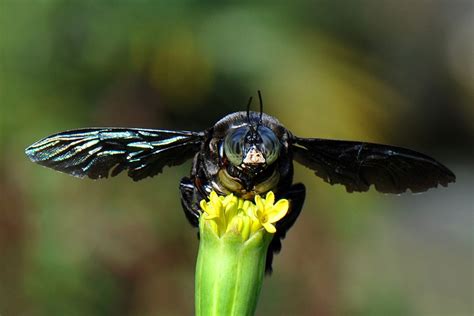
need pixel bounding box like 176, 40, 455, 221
195, 219, 273, 316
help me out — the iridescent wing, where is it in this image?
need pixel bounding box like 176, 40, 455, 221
25, 128, 205, 181
292, 137, 456, 193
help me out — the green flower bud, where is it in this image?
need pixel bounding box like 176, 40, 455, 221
195, 191, 289, 316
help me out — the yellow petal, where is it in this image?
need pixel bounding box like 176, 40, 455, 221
210, 204, 219, 216
266, 199, 289, 223
200, 200, 208, 212
225, 201, 238, 220
255, 195, 264, 211
204, 208, 219, 220
226, 215, 242, 234
240, 216, 251, 240
242, 201, 253, 216
242, 203, 253, 218
206, 220, 220, 235
210, 191, 222, 209
264, 191, 275, 207
237, 199, 243, 210
250, 218, 262, 234
262, 222, 276, 234
222, 193, 234, 206
212, 196, 222, 207
210, 191, 218, 201
200, 194, 224, 219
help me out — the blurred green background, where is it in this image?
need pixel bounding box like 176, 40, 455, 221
1, 1, 473, 315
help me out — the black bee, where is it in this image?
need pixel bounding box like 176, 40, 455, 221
25, 92, 456, 272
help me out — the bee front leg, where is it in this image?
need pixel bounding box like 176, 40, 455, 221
179, 177, 203, 228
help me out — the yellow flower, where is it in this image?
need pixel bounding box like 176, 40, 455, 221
254, 192, 289, 233
200, 191, 222, 220
199, 190, 289, 239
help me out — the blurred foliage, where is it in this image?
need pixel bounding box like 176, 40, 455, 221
1, 1, 473, 315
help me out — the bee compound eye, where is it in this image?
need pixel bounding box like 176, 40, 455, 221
224, 126, 250, 166
258, 126, 281, 165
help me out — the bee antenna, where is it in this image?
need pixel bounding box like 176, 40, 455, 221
257, 90, 263, 123
246, 95, 253, 125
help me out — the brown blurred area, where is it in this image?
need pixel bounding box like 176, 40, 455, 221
1, 1, 473, 315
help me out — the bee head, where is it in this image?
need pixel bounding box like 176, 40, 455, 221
224, 92, 281, 168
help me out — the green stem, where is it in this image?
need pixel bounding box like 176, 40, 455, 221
195, 220, 272, 316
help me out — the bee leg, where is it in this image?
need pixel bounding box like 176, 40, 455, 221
179, 177, 202, 228
266, 183, 306, 274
